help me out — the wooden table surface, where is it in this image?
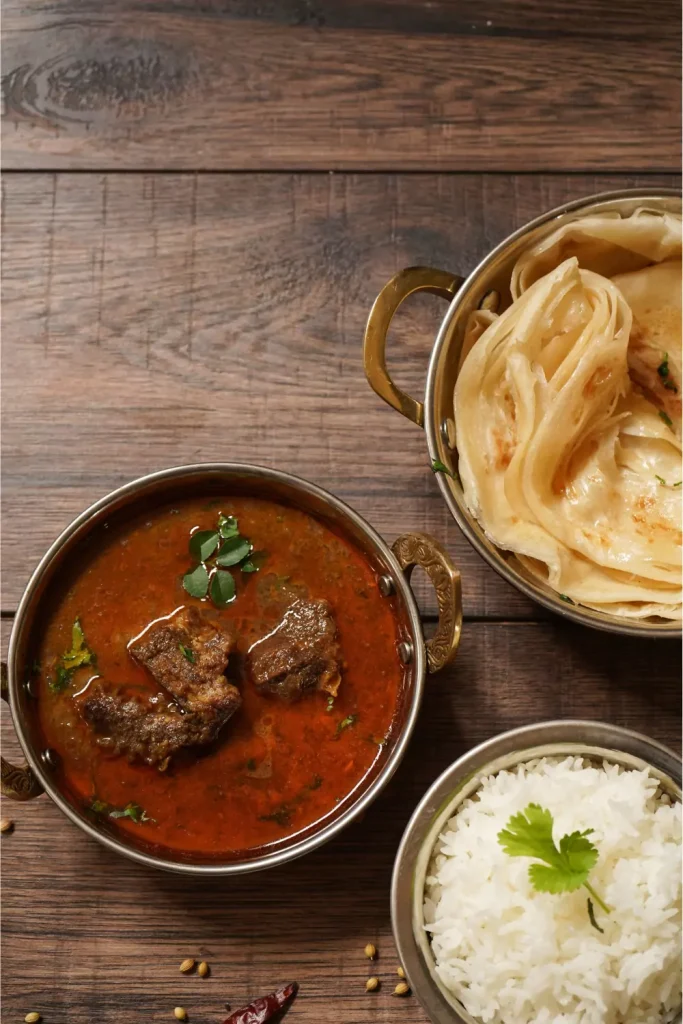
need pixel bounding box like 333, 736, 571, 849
2, 2, 681, 1022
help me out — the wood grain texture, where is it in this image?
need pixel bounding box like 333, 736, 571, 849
3, 170, 679, 618
1, 616, 680, 1024
2, 0, 680, 171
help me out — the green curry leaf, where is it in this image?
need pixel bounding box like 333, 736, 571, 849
218, 514, 240, 539
216, 536, 252, 567
189, 530, 220, 562
210, 569, 236, 606
182, 564, 210, 599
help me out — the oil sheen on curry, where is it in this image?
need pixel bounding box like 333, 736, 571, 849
35, 497, 406, 858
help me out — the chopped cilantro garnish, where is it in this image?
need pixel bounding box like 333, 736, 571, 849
659, 410, 674, 428
49, 618, 94, 692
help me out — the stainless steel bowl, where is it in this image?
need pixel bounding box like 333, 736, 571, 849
2, 463, 463, 875
391, 720, 682, 1024
364, 189, 682, 637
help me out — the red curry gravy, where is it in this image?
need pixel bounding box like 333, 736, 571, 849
35, 496, 406, 859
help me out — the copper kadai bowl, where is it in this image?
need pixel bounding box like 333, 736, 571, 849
363, 188, 682, 638
1, 463, 462, 875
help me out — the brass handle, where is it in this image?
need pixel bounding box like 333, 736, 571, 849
392, 533, 462, 673
364, 266, 464, 426
1, 663, 43, 801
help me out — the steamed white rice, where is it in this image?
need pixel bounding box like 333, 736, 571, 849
424, 757, 682, 1024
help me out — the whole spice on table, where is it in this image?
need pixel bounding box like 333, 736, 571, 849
0, 818, 14, 834
396, 966, 406, 979
179, 958, 196, 974
222, 981, 298, 1024
394, 982, 411, 996
364, 942, 377, 959
174, 1008, 187, 1021
24, 1014, 41, 1023
365, 977, 380, 992
197, 961, 209, 977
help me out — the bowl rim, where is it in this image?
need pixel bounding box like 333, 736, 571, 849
7, 461, 427, 875
424, 186, 682, 638
391, 719, 683, 1024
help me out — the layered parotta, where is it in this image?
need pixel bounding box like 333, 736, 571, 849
454, 208, 682, 620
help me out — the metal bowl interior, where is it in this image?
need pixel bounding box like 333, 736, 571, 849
391, 720, 682, 1024
425, 188, 682, 638
8, 463, 426, 875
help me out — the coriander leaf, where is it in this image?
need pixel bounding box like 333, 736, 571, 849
559, 594, 574, 604
178, 642, 195, 663
326, 695, 335, 712
183, 563, 210, 599
336, 713, 358, 736
587, 898, 605, 934
217, 514, 239, 539
109, 802, 154, 823
210, 569, 236, 606
189, 529, 219, 562
675, 481, 683, 488
498, 804, 610, 923
657, 354, 670, 379
216, 536, 252, 567
90, 798, 108, 814
497, 803, 559, 863
659, 410, 674, 428
656, 474, 667, 485
50, 618, 94, 690
431, 459, 455, 478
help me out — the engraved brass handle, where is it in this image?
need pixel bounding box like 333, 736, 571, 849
1, 663, 43, 801
364, 267, 464, 427
392, 533, 462, 673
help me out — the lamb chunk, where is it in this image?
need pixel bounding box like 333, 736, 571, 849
81, 607, 241, 768
128, 606, 235, 715
82, 684, 240, 768
247, 598, 341, 702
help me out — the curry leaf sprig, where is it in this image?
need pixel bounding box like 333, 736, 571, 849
49, 618, 95, 692
182, 513, 267, 607
498, 803, 611, 931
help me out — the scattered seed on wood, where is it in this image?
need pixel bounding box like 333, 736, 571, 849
364, 942, 377, 959
197, 961, 209, 977
365, 977, 380, 992
179, 959, 195, 974
394, 982, 410, 997
25, 1014, 41, 1023
174, 1008, 187, 1020
1, 819, 14, 834
397, 966, 406, 978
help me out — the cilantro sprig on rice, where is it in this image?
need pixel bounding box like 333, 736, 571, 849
498, 803, 611, 930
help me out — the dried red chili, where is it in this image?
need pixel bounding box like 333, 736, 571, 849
222, 981, 299, 1024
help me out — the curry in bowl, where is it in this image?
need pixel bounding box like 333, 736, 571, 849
27, 488, 412, 862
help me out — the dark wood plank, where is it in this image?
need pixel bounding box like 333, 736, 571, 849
3, 170, 679, 618
2, 0, 679, 170
2, 616, 679, 1024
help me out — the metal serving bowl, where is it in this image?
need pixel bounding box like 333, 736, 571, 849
2, 463, 462, 875
391, 720, 682, 1024
364, 188, 682, 637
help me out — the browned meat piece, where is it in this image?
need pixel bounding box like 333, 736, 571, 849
128, 606, 236, 716
82, 608, 241, 768
247, 599, 341, 702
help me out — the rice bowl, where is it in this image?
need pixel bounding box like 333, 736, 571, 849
425, 756, 681, 1024
390, 721, 683, 1024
